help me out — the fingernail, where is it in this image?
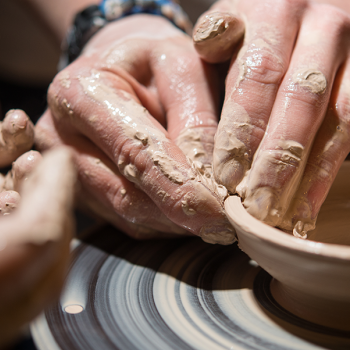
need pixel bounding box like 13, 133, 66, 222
200, 221, 236, 245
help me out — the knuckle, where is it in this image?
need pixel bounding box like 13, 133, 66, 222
243, 50, 285, 87
114, 137, 147, 182
111, 186, 149, 224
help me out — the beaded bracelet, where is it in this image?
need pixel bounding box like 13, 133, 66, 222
59, 0, 192, 69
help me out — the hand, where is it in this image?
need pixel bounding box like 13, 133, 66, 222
35, 15, 235, 244
194, 0, 350, 238
0, 147, 75, 347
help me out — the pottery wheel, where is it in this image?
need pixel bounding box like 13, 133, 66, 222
31, 225, 350, 350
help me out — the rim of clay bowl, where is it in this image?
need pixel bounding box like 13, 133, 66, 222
224, 195, 350, 261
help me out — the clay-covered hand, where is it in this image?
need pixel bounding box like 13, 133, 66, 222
35, 15, 235, 244
0, 147, 76, 347
194, 0, 350, 238
0, 109, 35, 168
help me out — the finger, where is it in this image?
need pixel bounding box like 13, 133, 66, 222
238, 4, 349, 227
150, 35, 220, 168
0, 147, 75, 345
193, 0, 245, 63
2, 151, 42, 192
214, 0, 305, 192
48, 67, 235, 244
0, 191, 20, 216
280, 58, 350, 237
0, 109, 35, 167
36, 111, 189, 237
82, 16, 190, 128
10, 151, 42, 192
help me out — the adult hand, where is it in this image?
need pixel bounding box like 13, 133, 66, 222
36, 15, 235, 244
194, 0, 350, 238
0, 147, 75, 347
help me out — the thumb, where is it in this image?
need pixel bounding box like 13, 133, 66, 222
0, 147, 76, 346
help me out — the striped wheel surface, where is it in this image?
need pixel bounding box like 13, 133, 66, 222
31, 226, 349, 350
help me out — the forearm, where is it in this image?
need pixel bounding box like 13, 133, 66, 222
21, 0, 100, 44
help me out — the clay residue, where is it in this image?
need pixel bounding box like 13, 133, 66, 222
79, 71, 235, 243
79, 71, 189, 186
238, 140, 305, 227
122, 164, 139, 183
280, 122, 350, 238
120, 188, 126, 196
200, 221, 236, 245
151, 152, 184, 184
293, 221, 308, 239
213, 102, 252, 192
58, 71, 71, 89
157, 190, 171, 202
190, 158, 228, 203
134, 131, 148, 145
242, 187, 281, 226
181, 193, 197, 216
292, 68, 327, 94
62, 98, 74, 115
278, 140, 304, 167
193, 12, 227, 42
175, 128, 206, 161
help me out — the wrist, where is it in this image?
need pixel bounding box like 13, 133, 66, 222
60, 0, 192, 68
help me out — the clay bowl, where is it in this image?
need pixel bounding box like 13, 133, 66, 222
224, 162, 350, 331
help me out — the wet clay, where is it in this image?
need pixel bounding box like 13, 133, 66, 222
291, 68, 327, 94
175, 128, 206, 161
79, 71, 235, 245
58, 71, 71, 89
193, 12, 245, 63
193, 12, 228, 42
213, 102, 252, 193
225, 192, 350, 331
152, 153, 184, 184
237, 140, 305, 228
279, 121, 350, 238
79, 71, 188, 185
